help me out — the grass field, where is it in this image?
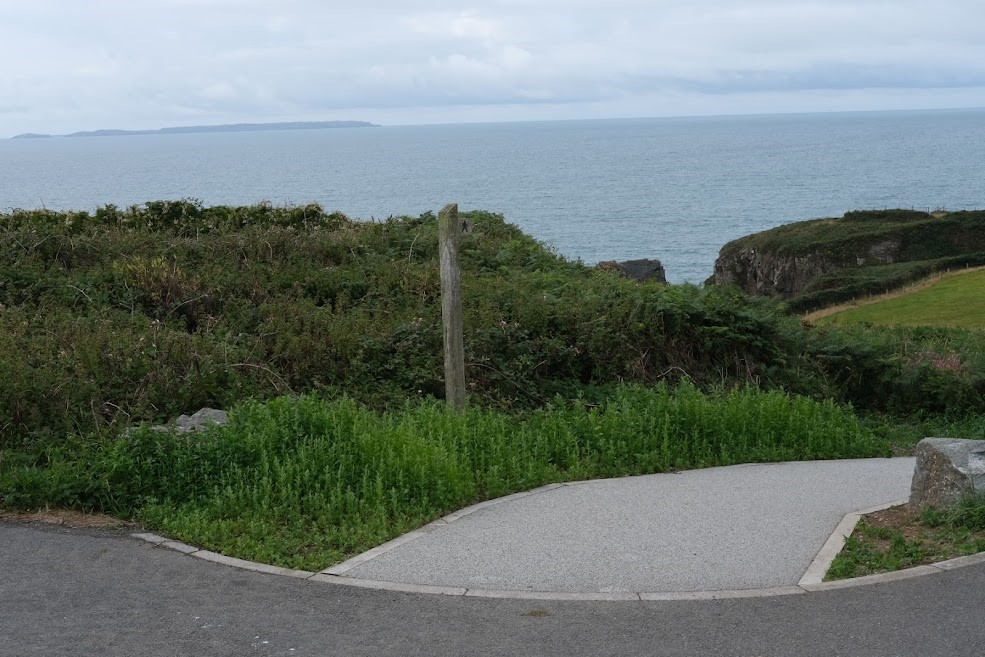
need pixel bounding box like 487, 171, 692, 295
811, 267, 985, 328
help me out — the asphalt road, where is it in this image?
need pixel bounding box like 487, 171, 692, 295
3, 521, 984, 657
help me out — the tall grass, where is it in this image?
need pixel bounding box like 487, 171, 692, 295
0, 384, 888, 570
922, 492, 985, 532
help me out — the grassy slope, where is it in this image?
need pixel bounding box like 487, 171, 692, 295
818, 268, 985, 328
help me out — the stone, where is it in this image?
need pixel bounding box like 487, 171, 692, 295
596, 259, 667, 283
122, 407, 229, 438
910, 437, 985, 509
174, 408, 229, 433
712, 247, 837, 298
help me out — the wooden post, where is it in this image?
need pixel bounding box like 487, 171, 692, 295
438, 203, 466, 411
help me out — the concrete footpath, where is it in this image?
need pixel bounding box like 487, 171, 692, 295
321, 458, 916, 597
127, 455, 985, 601
5, 457, 985, 656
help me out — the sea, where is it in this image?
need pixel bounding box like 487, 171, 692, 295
2, 108, 984, 283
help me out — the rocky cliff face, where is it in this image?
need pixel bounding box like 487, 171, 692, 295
713, 249, 834, 298
712, 210, 985, 309
713, 238, 902, 299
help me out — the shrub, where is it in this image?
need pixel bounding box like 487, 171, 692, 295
1, 201, 982, 448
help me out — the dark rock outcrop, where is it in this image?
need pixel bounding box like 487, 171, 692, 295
597, 259, 667, 283
712, 238, 903, 299
713, 249, 837, 298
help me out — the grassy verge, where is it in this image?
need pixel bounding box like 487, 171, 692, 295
1, 383, 888, 571
813, 267, 985, 328
826, 495, 985, 580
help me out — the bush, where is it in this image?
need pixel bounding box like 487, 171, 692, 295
0, 202, 828, 445
1, 201, 982, 448
808, 324, 985, 417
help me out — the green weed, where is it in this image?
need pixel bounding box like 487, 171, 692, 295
1, 384, 887, 570
826, 522, 927, 579
922, 492, 985, 532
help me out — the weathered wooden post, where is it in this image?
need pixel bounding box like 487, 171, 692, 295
438, 203, 466, 411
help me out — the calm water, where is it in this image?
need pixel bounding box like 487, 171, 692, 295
2, 109, 984, 282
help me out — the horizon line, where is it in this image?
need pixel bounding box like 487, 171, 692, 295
8, 104, 985, 140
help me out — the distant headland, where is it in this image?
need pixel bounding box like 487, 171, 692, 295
11, 120, 379, 139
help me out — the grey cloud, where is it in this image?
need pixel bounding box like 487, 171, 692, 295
2, 0, 985, 134
623, 61, 985, 97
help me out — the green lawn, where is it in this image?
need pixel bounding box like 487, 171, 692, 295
821, 269, 985, 328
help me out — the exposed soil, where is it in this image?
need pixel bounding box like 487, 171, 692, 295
863, 505, 931, 544
0, 507, 134, 530
855, 503, 985, 567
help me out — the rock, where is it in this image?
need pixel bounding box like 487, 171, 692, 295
174, 408, 229, 433
125, 407, 229, 437
712, 239, 904, 299
596, 259, 667, 283
910, 437, 985, 509
712, 248, 838, 298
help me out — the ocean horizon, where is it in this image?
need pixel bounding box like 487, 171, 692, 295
3, 108, 984, 283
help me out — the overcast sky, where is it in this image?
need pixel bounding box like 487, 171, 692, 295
3, 0, 985, 135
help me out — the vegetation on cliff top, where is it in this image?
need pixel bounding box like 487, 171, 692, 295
714, 209, 985, 312
718, 209, 985, 259
0, 199, 817, 446
1, 200, 983, 568
0, 200, 982, 449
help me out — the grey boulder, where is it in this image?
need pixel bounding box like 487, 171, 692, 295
131, 407, 229, 436
910, 437, 985, 509
174, 408, 229, 433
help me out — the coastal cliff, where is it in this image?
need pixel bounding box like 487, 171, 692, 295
712, 209, 985, 311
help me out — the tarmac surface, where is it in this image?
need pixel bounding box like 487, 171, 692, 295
6, 456, 985, 656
